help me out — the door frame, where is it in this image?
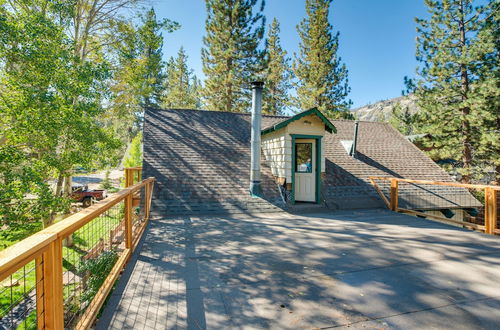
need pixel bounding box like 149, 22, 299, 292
291, 134, 322, 204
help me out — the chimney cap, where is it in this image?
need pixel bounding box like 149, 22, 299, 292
251, 81, 264, 89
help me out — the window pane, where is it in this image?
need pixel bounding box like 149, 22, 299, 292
295, 143, 312, 173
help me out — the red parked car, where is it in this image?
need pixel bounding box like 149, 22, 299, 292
71, 184, 107, 207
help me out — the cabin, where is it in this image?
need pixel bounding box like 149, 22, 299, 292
142, 83, 480, 217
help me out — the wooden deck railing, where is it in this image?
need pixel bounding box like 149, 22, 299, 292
369, 176, 499, 235
0, 177, 155, 329
124, 167, 142, 187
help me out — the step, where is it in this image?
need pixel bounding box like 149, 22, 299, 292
151, 198, 286, 216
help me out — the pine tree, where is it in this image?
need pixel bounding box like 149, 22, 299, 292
389, 103, 419, 136
293, 0, 352, 118
473, 0, 499, 183
262, 18, 291, 115
202, 0, 265, 112
138, 8, 171, 108
109, 8, 178, 139
162, 47, 202, 108
410, 0, 499, 183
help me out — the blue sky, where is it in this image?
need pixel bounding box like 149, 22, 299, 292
152, 0, 429, 109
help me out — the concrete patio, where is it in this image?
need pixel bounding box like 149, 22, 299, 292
97, 209, 500, 329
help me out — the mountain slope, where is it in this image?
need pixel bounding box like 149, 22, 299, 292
352, 95, 418, 121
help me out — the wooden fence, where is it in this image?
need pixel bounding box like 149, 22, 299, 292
369, 176, 499, 235
0, 177, 155, 329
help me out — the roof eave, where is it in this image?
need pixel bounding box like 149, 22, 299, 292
261, 108, 337, 136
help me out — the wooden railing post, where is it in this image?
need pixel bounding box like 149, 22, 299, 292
144, 182, 150, 221
390, 179, 399, 211
148, 181, 155, 220
35, 257, 44, 329
485, 187, 497, 235
125, 193, 133, 249
43, 238, 64, 329
125, 168, 131, 187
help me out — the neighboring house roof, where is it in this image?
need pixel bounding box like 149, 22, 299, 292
142, 108, 479, 212
261, 108, 336, 135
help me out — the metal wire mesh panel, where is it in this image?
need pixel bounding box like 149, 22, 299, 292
62, 201, 125, 328
398, 182, 482, 210
0, 259, 43, 330
0, 177, 154, 329
132, 186, 147, 245
369, 177, 499, 234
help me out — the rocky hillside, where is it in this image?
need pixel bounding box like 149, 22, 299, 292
352, 95, 418, 121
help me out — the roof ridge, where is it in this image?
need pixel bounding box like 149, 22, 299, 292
330, 119, 386, 123
145, 107, 291, 118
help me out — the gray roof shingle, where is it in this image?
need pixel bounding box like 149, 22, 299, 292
143, 108, 479, 211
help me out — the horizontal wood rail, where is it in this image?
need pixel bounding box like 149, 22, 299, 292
0, 177, 155, 329
369, 176, 499, 235
368, 176, 500, 191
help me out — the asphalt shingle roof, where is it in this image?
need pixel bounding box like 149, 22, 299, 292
143, 108, 479, 212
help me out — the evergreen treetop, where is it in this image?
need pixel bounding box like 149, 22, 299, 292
202, 0, 266, 112
137, 8, 178, 108
262, 18, 291, 115
293, 0, 352, 119
162, 47, 202, 109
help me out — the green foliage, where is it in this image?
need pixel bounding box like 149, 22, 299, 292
79, 251, 118, 304
0, 147, 67, 227
389, 103, 419, 135
293, 0, 352, 118
409, 0, 499, 182
109, 8, 179, 143
261, 18, 291, 115
162, 47, 202, 108
0, 222, 42, 250
137, 8, 179, 108
101, 170, 114, 190
124, 132, 143, 168
202, 0, 266, 112
0, 3, 117, 226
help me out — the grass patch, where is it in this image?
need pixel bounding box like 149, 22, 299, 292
1, 206, 125, 327
0, 260, 37, 319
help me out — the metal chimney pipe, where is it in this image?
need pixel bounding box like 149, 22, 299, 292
250, 81, 264, 197
350, 121, 359, 158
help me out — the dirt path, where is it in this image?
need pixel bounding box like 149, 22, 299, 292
72, 169, 123, 190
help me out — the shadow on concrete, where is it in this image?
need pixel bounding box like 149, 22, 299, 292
97, 209, 500, 329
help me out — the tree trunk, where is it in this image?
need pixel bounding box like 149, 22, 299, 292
63, 174, 74, 246
55, 173, 64, 197
44, 173, 66, 228
495, 164, 500, 185
459, 1, 472, 183
64, 175, 72, 197
43, 214, 55, 228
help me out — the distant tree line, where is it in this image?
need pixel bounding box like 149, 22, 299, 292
201, 0, 352, 118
